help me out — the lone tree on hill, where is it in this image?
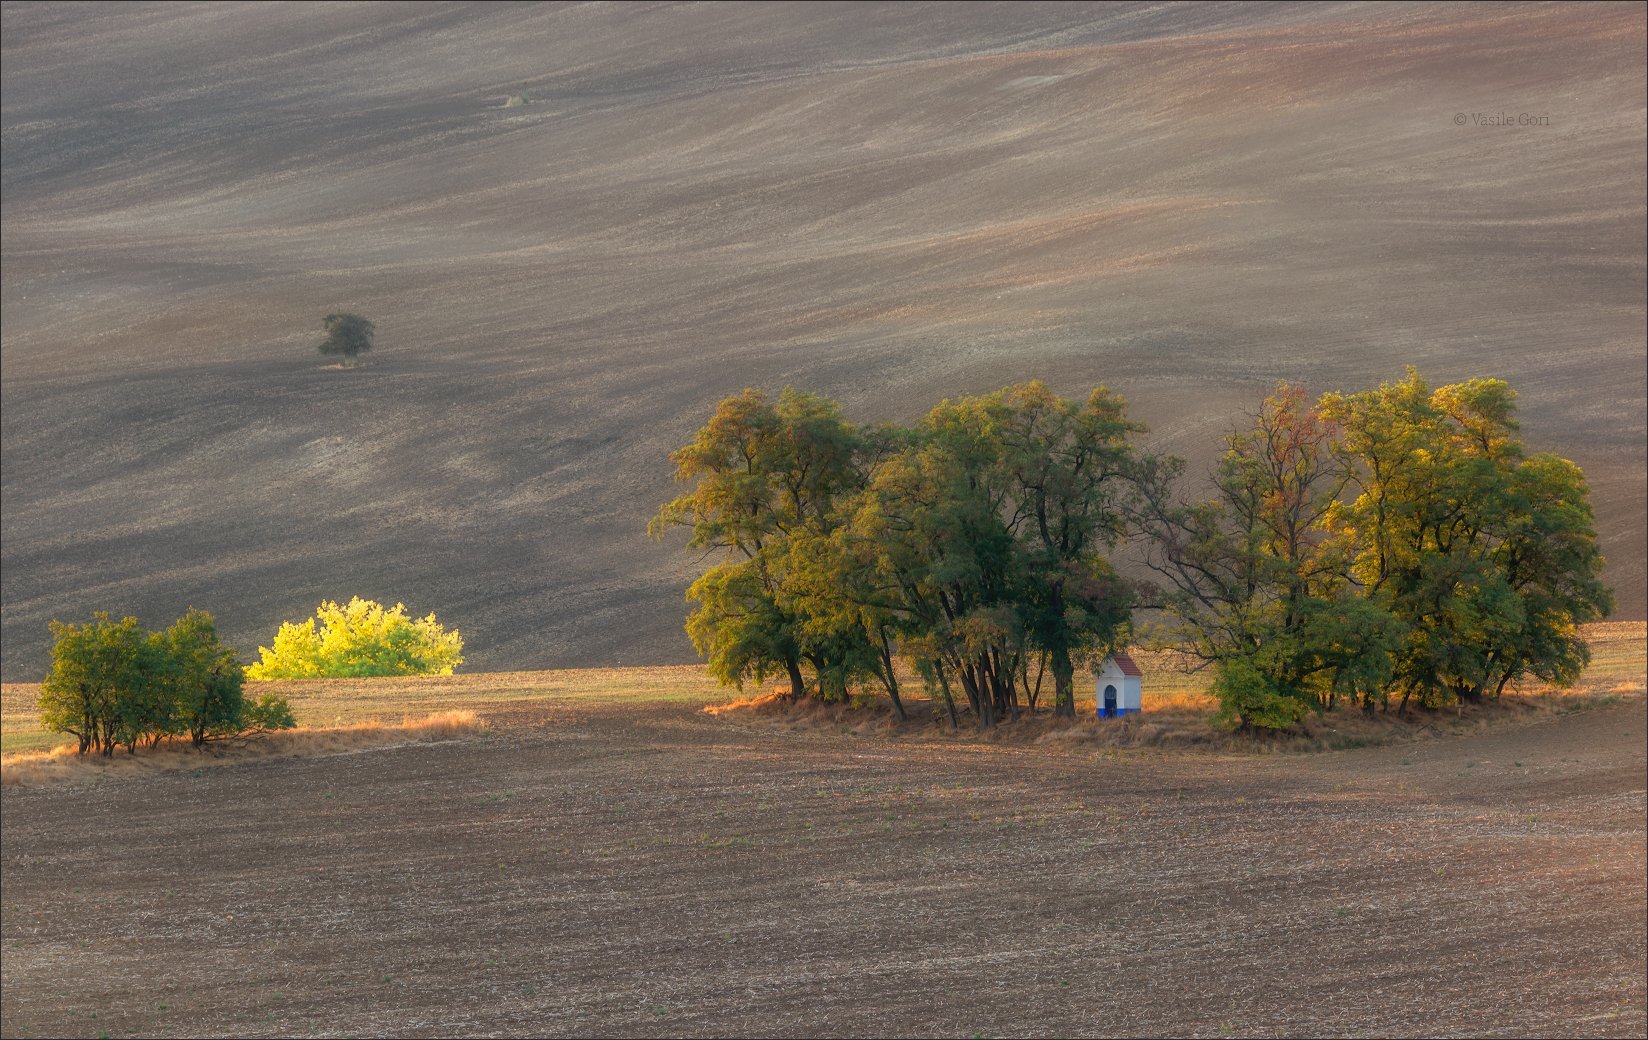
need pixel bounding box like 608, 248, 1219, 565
318, 312, 374, 363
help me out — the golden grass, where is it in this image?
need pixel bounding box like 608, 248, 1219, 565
720, 679, 1642, 755
1, 623, 1639, 762
0, 711, 486, 788
1123, 621, 1647, 715
1, 665, 729, 755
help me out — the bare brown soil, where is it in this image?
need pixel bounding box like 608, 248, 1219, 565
2, 689, 1642, 1037
713, 682, 1646, 756
3, 3, 1645, 679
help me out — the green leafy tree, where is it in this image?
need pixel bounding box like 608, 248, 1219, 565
243, 692, 298, 732
1131, 384, 1399, 729
842, 401, 1027, 729
652, 388, 869, 699
683, 559, 804, 694
659, 373, 1606, 733
775, 524, 914, 720
160, 608, 254, 747
114, 633, 176, 753
1206, 656, 1312, 732
670, 382, 1148, 728
1324, 370, 1612, 709
769, 384, 1146, 727
39, 609, 291, 754
245, 597, 464, 679
318, 312, 374, 362
993, 382, 1142, 717
40, 613, 153, 756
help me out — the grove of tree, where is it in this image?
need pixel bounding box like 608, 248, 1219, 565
40, 609, 295, 756
657, 372, 1611, 731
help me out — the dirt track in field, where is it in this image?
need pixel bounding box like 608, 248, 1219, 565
3, 694, 1642, 1038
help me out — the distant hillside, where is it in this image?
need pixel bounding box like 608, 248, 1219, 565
2, 1, 1643, 678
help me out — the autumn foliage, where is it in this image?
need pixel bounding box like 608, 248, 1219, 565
245, 597, 464, 680
660, 373, 1610, 731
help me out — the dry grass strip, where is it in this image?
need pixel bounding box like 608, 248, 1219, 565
0, 710, 485, 788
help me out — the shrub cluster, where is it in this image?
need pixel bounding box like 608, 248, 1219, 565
41, 609, 295, 756
244, 597, 464, 679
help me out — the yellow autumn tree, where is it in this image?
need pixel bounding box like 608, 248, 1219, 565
244, 597, 464, 679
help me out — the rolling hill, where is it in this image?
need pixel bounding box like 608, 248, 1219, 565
2, 1, 1643, 678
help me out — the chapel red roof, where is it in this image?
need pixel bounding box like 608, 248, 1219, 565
1111, 653, 1143, 677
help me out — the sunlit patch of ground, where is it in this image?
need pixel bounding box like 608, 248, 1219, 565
0, 665, 728, 755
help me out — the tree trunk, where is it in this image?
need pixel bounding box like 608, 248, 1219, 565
955, 663, 979, 716
968, 659, 997, 730
993, 650, 1019, 721
933, 664, 960, 730
877, 632, 907, 722
804, 653, 833, 701
956, 662, 991, 729
1051, 643, 1076, 719
784, 656, 806, 700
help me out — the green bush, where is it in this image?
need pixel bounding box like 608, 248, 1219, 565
41, 614, 153, 755
1209, 657, 1312, 732
162, 608, 253, 747
243, 692, 298, 732
244, 597, 464, 679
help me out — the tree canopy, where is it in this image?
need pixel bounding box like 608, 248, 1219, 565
1133, 372, 1610, 727
1323, 370, 1612, 709
650, 388, 871, 700
1130, 385, 1400, 728
656, 381, 1145, 728
244, 597, 464, 680
661, 373, 1610, 732
318, 312, 374, 361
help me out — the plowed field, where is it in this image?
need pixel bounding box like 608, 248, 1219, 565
3, 683, 1642, 1037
